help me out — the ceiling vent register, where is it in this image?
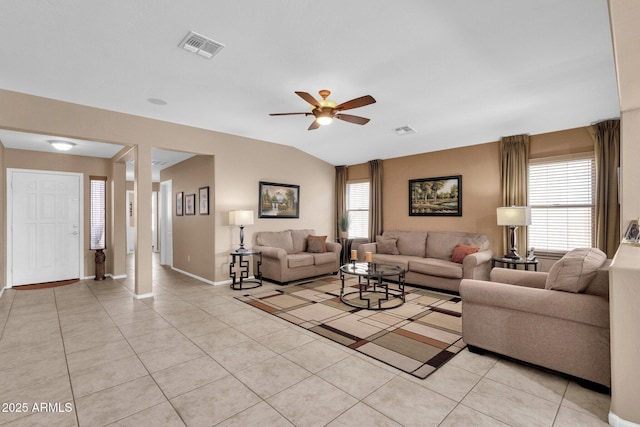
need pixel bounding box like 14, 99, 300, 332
179, 31, 225, 59
394, 125, 416, 135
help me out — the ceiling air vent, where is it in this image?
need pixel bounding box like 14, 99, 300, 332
179, 31, 225, 59
394, 125, 416, 136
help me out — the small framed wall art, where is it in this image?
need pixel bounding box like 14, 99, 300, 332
176, 192, 184, 216
199, 186, 209, 215
185, 193, 196, 215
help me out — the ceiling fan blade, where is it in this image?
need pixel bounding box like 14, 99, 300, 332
269, 112, 310, 116
336, 95, 376, 111
295, 91, 321, 108
308, 120, 320, 131
335, 114, 370, 125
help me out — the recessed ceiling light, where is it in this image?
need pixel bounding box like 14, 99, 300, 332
147, 98, 167, 105
48, 140, 76, 151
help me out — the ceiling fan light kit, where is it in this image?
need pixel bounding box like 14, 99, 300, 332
270, 90, 376, 130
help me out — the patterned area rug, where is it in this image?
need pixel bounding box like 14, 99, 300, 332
236, 275, 465, 379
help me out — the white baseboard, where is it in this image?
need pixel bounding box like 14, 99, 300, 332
133, 292, 154, 300
609, 412, 640, 427
0, 287, 4, 299
108, 274, 127, 280
171, 267, 215, 286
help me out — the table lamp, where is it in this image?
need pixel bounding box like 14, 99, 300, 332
497, 206, 531, 259
229, 210, 254, 253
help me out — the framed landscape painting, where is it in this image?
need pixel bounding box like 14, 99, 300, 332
409, 175, 462, 216
259, 181, 300, 218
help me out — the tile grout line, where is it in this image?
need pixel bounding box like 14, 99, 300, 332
88, 278, 193, 427
53, 282, 82, 427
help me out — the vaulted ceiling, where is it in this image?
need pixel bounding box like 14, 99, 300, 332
0, 1, 620, 166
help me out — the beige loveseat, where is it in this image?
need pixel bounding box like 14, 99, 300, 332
460, 248, 610, 388
253, 229, 341, 284
357, 230, 492, 293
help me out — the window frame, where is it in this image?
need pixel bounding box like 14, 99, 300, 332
346, 180, 370, 239
90, 175, 107, 250
527, 153, 595, 255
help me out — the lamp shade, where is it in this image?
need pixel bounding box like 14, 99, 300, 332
497, 206, 531, 226
229, 210, 254, 226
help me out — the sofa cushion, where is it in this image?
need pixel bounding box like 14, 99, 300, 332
291, 229, 315, 253
257, 230, 294, 254
382, 231, 428, 257
451, 244, 480, 263
409, 258, 463, 279
545, 248, 607, 293
307, 235, 327, 253
313, 252, 336, 265
370, 254, 413, 270
287, 253, 314, 268
426, 231, 489, 260
376, 235, 400, 255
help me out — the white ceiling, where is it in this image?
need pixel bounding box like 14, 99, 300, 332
0, 0, 620, 166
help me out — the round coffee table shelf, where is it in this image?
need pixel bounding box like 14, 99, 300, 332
339, 262, 406, 310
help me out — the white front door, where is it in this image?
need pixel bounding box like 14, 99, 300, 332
8, 170, 82, 286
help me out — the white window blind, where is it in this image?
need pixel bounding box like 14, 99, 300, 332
528, 156, 595, 252
347, 181, 369, 239
90, 176, 107, 250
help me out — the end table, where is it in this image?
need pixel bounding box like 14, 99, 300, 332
491, 257, 539, 271
229, 250, 262, 290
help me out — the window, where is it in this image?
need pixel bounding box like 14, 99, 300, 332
528, 155, 595, 252
90, 176, 107, 250
346, 181, 369, 238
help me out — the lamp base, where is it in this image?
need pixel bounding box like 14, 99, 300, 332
502, 250, 522, 260
235, 247, 249, 253
503, 225, 522, 260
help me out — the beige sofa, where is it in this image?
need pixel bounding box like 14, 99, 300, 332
253, 229, 341, 284
357, 230, 492, 293
460, 248, 611, 388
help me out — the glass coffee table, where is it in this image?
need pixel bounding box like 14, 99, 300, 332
339, 262, 406, 310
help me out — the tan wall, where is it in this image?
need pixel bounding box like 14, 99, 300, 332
347, 127, 595, 256
0, 142, 5, 287
384, 141, 503, 252
0, 89, 335, 287
213, 136, 335, 281
160, 155, 215, 281
2, 149, 115, 280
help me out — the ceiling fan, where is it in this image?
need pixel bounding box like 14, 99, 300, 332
270, 90, 376, 130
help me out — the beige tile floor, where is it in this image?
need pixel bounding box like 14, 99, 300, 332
0, 259, 610, 426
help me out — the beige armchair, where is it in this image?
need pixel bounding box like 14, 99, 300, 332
460, 248, 610, 388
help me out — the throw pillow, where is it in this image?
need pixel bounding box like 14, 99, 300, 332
545, 248, 607, 293
451, 244, 480, 263
376, 235, 400, 255
307, 235, 327, 253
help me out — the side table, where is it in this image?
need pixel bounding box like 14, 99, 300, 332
491, 257, 538, 271
229, 250, 262, 290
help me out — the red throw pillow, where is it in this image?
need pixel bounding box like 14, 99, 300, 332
452, 244, 480, 263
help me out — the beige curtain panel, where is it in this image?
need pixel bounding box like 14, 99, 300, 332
369, 159, 383, 242
590, 119, 620, 258
500, 134, 530, 256
335, 165, 347, 239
